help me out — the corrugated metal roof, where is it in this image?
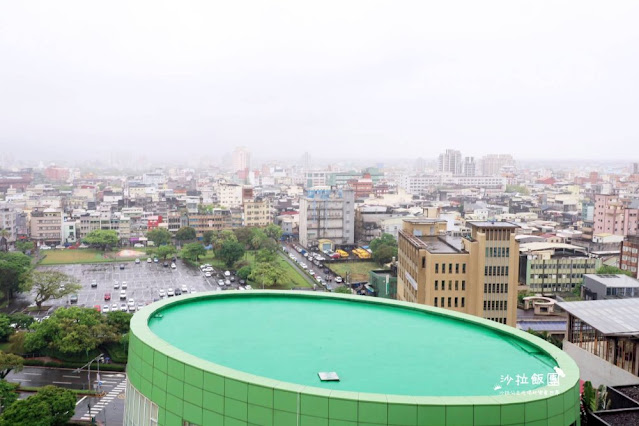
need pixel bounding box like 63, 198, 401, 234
517, 321, 567, 332
557, 298, 639, 335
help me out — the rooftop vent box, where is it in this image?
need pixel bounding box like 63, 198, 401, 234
318, 372, 340, 382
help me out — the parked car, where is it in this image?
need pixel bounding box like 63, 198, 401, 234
93, 305, 101, 312
70, 294, 78, 303
159, 289, 166, 298
147, 258, 152, 263
91, 280, 97, 288
135, 258, 140, 264
128, 298, 135, 310
335, 277, 343, 283
137, 303, 144, 311
218, 279, 225, 286
245, 285, 253, 290
120, 304, 128, 312
181, 285, 188, 293
103, 305, 110, 313
120, 290, 127, 300
113, 282, 120, 289
121, 281, 127, 289
112, 303, 118, 311
224, 279, 231, 286
230, 276, 235, 282
174, 288, 182, 296
171, 263, 176, 269
153, 258, 159, 263
224, 271, 231, 277
239, 279, 246, 285
104, 292, 111, 301
119, 264, 125, 270
163, 262, 169, 268
167, 288, 174, 297
205, 272, 212, 278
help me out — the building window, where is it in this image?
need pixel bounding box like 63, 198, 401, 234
455, 263, 459, 273
454, 297, 458, 307
448, 281, 452, 290
441, 297, 444, 307
422, 257, 425, 268
434, 298, 438, 307
449, 263, 452, 273
455, 280, 458, 291
462, 264, 466, 273
462, 280, 466, 291
461, 297, 465, 307
435, 264, 439, 273
448, 297, 451, 307
435, 280, 438, 291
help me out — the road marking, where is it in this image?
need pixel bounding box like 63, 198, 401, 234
76, 396, 87, 406
52, 381, 72, 385
16, 379, 30, 382
63, 375, 81, 378
23, 372, 40, 376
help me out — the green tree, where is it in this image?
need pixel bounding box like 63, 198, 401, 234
0, 380, 18, 414
237, 265, 253, 280
264, 224, 283, 241
175, 227, 196, 243
26, 271, 82, 309
505, 184, 530, 195
0, 385, 75, 426
83, 229, 118, 251
213, 230, 237, 251
334, 286, 351, 294
0, 252, 32, 302
216, 239, 245, 268
372, 244, 398, 265
15, 241, 33, 254
0, 230, 8, 252
8, 313, 34, 330
146, 228, 172, 246
233, 227, 255, 247
202, 230, 215, 246
249, 229, 268, 250
155, 244, 177, 260
596, 265, 633, 277
181, 243, 206, 262
0, 352, 23, 379
105, 311, 132, 335
24, 307, 117, 355
249, 262, 284, 288
255, 248, 277, 263
0, 317, 12, 343
370, 233, 397, 253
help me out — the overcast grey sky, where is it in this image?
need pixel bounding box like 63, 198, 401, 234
1, 1, 638, 163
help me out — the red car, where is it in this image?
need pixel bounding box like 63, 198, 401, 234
104, 292, 111, 301
94, 305, 101, 312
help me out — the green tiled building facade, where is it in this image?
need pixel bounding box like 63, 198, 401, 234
126, 292, 581, 425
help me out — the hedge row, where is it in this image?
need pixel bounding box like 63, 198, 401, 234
18, 385, 101, 395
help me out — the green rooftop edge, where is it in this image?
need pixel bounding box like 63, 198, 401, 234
130, 290, 580, 406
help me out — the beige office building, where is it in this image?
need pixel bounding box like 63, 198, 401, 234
397, 219, 519, 326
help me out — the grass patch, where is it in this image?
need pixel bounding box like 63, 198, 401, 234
0, 342, 11, 352
328, 261, 379, 282
39, 249, 145, 265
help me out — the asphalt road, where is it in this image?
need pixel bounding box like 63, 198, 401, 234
6, 366, 126, 424
283, 242, 339, 290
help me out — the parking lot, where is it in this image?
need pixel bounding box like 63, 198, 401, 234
33, 259, 239, 315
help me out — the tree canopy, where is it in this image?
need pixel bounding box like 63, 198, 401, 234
15, 241, 33, 255
0, 380, 17, 414
155, 244, 177, 260
83, 229, 118, 251
0, 317, 13, 343
0, 352, 22, 379
216, 239, 245, 268
24, 307, 118, 355
105, 311, 132, 335
0, 252, 32, 301
0, 385, 75, 426
596, 265, 633, 277
264, 224, 283, 240
370, 233, 397, 252
181, 243, 206, 262
146, 228, 172, 246
370, 233, 398, 265
26, 271, 82, 309
175, 227, 196, 242
249, 262, 284, 288
202, 230, 215, 246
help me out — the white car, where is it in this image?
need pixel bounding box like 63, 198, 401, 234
159, 289, 166, 298
113, 282, 120, 289
134, 243, 145, 248
128, 298, 135, 309
112, 303, 119, 311
147, 258, 152, 263
245, 285, 253, 290
190, 289, 197, 294
335, 277, 343, 283
224, 279, 231, 285
137, 303, 144, 311
120, 290, 127, 300
203, 267, 214, 273
309, 270, 315, 276
167, 288, 175, 297
171, 263, 177, 269
120, 304, 128, 312
238, 286, 246, 291
300, 263, 307, 269
224, 271, 231, 277
181, 285, 188, 293
121, 282, 128, 289
103, 305, 110, 313
204, 272, 212, 278
135, 258, 140, 264
218, 279, 225, 286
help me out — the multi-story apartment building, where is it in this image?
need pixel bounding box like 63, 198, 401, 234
0, 202, 19, 245
218, 183, 243, 208
399, 175, 507, 194
187, 210, 233, 237
303, 171, 330, 188
462, 157, 476, 177
243, 198, 272, 227
480, 154, 515, 176
299, 187, 354, 248
620, 235, 639, 278
397, 219, 519, 326
438, 149, 462, 175
30, 208, 63, 245
519, 243, 601, 293
594, 194, 639, 236
232, 147, 251, 173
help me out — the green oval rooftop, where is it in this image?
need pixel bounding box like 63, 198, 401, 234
147, 293, 561, 397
